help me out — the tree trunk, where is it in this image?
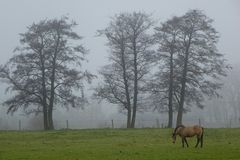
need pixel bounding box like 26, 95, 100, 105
48, 59, 55, 130
176, 57, 188, 126
39, 48, 49, 130
48, 61, 56, 130
168, 52, 174, 128
131, 38, 138, 128
176, 76, 186, 126
43, 105, 49, 130
48, 107, 54, 130
47, 31, 60, 130
176, 35, 191, 126
127, 107, 132, 128
120, 39, 132, 128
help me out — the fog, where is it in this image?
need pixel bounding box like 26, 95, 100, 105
0, 0, 240, 129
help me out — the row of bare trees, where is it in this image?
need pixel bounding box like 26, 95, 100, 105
94, 10, 229, 128
0, 10, 229, 130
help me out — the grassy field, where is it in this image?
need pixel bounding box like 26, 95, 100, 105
0, 128, 240, 160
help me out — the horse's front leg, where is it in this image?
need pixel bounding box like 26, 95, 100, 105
182, 138, 185, 148
184, 138, 189, 147
195, 137, 200, 148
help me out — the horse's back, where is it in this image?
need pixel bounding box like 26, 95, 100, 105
182, 125, 203, 137
192, 125, 203, 135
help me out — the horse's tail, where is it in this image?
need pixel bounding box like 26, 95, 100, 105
200, 127, 204, 147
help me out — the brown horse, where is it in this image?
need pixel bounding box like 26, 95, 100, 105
172, 125, 204, 148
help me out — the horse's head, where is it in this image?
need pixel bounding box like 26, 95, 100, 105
172, 132, 176, 143
172, 125, 185, 144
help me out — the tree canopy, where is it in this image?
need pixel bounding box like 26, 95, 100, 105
0, 16, 94, 130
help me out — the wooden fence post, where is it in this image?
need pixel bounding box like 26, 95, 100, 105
156, 119, 160, 128
111, 119, 114, 129
66, 120, 69, 129
19, 120, 21, 131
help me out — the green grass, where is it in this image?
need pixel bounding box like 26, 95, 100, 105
0, 128, 240, 160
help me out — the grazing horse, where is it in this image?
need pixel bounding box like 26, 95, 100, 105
172, 125, 204, 148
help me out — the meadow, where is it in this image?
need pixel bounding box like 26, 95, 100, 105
0, 128, 240, 160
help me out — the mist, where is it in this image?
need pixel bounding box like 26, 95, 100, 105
0, 0, 240, 130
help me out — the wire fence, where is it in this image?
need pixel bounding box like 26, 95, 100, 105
0, 118, 239, 130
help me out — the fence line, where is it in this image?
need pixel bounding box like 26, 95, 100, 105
0, 118, 239, 130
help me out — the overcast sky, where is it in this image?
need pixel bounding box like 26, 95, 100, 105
0, 0, 239, 75
0, 0, 239, 128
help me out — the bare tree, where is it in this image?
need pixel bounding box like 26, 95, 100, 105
150, 10, 230, 127
174, 10, 230, 125
153, 16, 182, 128
0, 16, 93, 130
94, 12, 155, 128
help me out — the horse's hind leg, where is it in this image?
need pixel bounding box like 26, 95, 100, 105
195, 137, 200, 148
184, 138, 189, 147
201, 127, 204, 148
200, 134, 203, 148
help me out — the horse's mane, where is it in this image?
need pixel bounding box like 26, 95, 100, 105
173, 125, 185, 134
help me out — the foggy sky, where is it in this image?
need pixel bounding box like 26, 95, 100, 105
0, 0, 239, 72
0, 0, 239, 129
